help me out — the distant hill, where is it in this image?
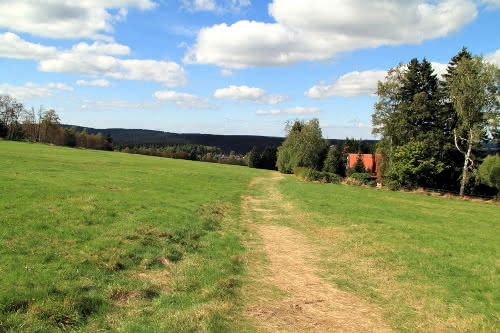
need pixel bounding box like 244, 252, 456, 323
62, 125, 379, 154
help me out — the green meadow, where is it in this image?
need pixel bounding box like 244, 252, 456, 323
0, 140, 266, 332
1, 140, 499, 332
277, 177, 500, 331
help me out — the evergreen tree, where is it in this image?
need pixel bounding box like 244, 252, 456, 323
260, 146, 277, 170
353, 154, 366, 173
247, 146, 261, 168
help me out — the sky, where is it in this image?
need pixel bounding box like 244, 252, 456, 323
0, 0, 499, 139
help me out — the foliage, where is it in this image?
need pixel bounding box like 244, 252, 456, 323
448, 56, 500, 195
276, 119, 328, 173
353, 154, 367, 173
259, 146, 278, 170
479, 155, 500, 190
323, 143, 346, 177
386, 141, 446, 189
344, 137, 372, 154
294, 167, 342, 184
247, 146, 261, 168
348, 172, 372, 184
371, 49, 498, 195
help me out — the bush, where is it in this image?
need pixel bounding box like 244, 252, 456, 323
294, 167, 342, 184
479, 155, 500, 190
345, 172, 374, 186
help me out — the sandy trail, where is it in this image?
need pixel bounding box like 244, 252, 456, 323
243, 173, 392, 333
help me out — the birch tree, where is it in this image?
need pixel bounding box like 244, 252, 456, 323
448, 57, 499, 196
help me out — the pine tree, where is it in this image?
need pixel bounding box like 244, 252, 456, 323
354, 154, 366, 173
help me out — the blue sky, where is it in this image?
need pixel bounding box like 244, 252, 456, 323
1, 0, 499, 139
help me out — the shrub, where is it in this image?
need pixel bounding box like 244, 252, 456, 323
294, 167, 342, 184
479, 155, 500, 190
345, 172, 374, 186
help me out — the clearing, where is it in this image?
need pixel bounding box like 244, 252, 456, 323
1, 141, 498, 332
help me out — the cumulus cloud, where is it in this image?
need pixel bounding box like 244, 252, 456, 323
0, 0, 156, 40
256, 106, 320, 115
76, 79, 111, 87
184, 0, 477, 68
306, 62, 449, 99
153, 90, 211, 109
0, 33, 187, 88
40, 54, 187, 87
0, 82, 53, 100
214, 85, 288, 104
0, 32, 56, 60
485, 49, 500, 66
306, 70, 387, 98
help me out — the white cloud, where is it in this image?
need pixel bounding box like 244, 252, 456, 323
214, 85, 288, 104
0, 0, 156, 40
0, 32, 56, 60
76, 79, 111, 87
0, 82, 53, 100
306, 62, 449, 99
70, 41, 130, 55
256, 106, 320, 115
184, 0, 477, 68
430, 62, 449, 79
48, 82, 74, 91
306, 70, 387, 98
153, 91, 211, 109
0, 33, 187, 87
220, 69, 234, 76
485, 49, 500, 66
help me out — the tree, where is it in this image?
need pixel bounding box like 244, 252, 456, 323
448, 57, 499, 196
387, 141, 446, 189
478, 155, 500, 192
353, 154, 366, 173
247, 146, 261, 168
276, 119, 328, 173
0, 95, 25, 140
39, 109, 60, 143
260, 146, 278, 170
64, 127, 77, 147
372, 54, 469, 190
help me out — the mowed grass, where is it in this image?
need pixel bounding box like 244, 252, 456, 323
278, 176, 500, 332
0, 141, 267, 332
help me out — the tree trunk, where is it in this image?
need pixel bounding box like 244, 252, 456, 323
459, 136, 473, 197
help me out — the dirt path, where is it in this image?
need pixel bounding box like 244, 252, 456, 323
242, 173, 392, 333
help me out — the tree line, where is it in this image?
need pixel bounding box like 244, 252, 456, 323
120, 144, 247, 166
0, 95, 248, 166
275, 48, 499, 198
0, 95, 113, 150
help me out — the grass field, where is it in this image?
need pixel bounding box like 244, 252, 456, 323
1, 140, 499, 332
0, 141, 266, 332
276, 177, 500, 332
